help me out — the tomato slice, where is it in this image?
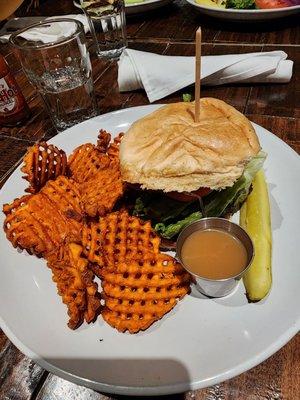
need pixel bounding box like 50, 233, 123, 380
255, 0, 291, 8
127, 182, 212, 202
166, 187, 212, 202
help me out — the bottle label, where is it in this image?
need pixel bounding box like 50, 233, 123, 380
0, 75, 25, 115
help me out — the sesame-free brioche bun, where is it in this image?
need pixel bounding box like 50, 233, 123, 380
120, 98, 260, 192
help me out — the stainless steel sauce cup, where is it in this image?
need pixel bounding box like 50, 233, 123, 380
176, 218, 254, 298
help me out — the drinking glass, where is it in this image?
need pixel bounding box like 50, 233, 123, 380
74, 0, 127, 59
10, 19, 98, 131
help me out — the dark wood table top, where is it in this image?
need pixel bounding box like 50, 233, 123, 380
0, 1, 299, 399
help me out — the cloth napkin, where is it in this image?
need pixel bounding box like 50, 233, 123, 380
0, 15, 89, 43
118, 49, 293, 103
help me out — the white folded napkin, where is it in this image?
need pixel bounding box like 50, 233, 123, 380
0, 15, 89, 43
118, 49, 293, 103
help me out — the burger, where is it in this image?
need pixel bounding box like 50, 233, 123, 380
119, 98, 266, 240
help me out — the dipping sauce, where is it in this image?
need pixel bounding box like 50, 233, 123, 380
181, 229, 248, 280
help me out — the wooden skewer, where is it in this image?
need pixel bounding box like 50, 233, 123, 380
194, 27, 201, 123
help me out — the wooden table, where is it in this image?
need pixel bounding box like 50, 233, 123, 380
0, 1, 299, 399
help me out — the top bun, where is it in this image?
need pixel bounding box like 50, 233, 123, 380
120, 98, 260, 192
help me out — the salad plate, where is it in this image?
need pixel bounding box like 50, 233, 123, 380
73, 0, 173, 17
125, 0, 173, 15
0, 105, 299, 395
184, 0, 300, 20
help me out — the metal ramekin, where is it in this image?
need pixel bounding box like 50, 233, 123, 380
176, 218, 254, 298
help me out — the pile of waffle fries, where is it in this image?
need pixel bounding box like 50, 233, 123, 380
3, 131, 190, 333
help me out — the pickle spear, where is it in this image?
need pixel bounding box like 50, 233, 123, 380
240, 169, 272, 301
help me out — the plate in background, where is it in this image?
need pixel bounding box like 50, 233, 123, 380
184, 1, 300, 20
126, 0, 173, 14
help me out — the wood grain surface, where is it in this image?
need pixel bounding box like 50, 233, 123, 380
0, 0, 299, 399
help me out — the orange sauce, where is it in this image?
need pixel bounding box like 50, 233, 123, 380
181, 229, 248, 279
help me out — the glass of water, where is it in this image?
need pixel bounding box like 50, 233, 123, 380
74, 0, 127, 59
10, 19, 98, 131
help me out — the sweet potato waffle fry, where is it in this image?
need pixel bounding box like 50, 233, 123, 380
2, 132, 190, 333
97, 129, 111, 153
96, 130, 124, 160
82, 210, 190, 333
68, 131, 123, 217
82, 210, 160, 265
80, 159, 123, 217
21, 141, 67, 194
47, 243, 101, 329
3, 176, 83, 257
67, 129, 113, 183
102, 304, 174, 334
68, 143, 104, 183
101, 256, 190, 333
107, 133, 124, 161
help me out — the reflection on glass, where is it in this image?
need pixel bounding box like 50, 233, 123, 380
10, 19, 98, 131
77, 0, 127, 59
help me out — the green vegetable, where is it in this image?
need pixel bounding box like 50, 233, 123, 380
182, 93, 192, 102
155, 212, 202, 239
132, 151, 266, 239
133, 192, 194, 223
240, 170, 272, 301
226, 0, 255, 9
205, 151, 266, 217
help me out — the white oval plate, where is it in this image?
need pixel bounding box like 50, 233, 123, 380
126, 0, 173, 15
0, 105, 299, 396
184, 1, 300, 21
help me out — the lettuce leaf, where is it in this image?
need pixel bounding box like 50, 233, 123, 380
155, 212, 201, 239
133, 191, 195, 223
182, 93, 192, 102
205, 151, 267, 217
226, 0, 255, 9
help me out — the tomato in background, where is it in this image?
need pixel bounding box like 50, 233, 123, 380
255, 0, 298, 8
166, 187, 212, 202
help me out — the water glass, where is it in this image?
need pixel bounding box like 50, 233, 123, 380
74, 0, 127, 59
10, 19, 98, 131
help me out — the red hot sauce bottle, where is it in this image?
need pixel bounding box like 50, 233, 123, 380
0, 53, 30, 127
